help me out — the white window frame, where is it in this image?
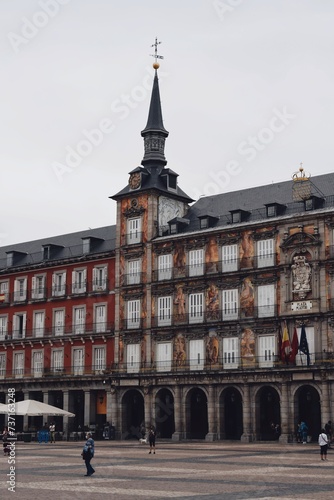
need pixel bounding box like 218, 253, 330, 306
72, 269, 87, 294
0, 353, 6, 379
73, 347, 84, 376
32, 350, 44, 377
189, 339, 205, 370
127, 218, 141, 244
222, 244, 238, 272
33, 311, 45, 338
73, 306, 85, 334
258, 335, 276, 367
93, 346, 106, 374
0, 315, 8, 341
12, 313, 26, 339
127, 259, 141, 285
126, 343, 140, 373
52, 271, 66, 297
157, 296, 172, 326
13, 351, 24, 377
94, 304, 107, 333
257, 239, 275, 268
223, 337, 239, 369
189, 249, 204, 277
14, 277, 27, 302
127, 300, 140, 329
158, 254, 172, 280
53, 309, 65, 336
222, 289, 238, 320
189, 293, 204, 324
51, 349, 64, 374
258, 284, 275, 318
31, 274, 46, 300
0, 280, 9, 303
92, 265, 107, 291
156, 342, 172, 372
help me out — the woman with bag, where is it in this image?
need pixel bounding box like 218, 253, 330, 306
318, 428, 329, 461
81, 432, 95, 476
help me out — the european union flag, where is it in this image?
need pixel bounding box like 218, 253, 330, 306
299, 325, 310, 366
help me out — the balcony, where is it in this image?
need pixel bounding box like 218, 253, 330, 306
122, 272, 145, 286
3, 321, 114, 341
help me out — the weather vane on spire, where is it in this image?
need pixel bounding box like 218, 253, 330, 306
150, 37, 164, 69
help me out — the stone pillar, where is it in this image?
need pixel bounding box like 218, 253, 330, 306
172, 385, 182, 441
321, 377, 330, 426
279, 382, 289, 443
110, 387, 118, 437
241, 383, 252, 442
144, 388, 151, 431
63, 390, 69, 439
84, 390, 91, 428
206, 384, 217, 441
23, 391, 30, 431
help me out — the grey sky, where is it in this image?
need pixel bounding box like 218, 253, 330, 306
1, 0, 334, 245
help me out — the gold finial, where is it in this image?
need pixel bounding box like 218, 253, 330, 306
150, 37, 164, 70
292, 162, 311, 182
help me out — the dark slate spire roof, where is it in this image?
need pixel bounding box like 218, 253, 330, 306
141, 70, 169, 167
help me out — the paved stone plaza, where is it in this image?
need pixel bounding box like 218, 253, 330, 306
0, 440, 333, 499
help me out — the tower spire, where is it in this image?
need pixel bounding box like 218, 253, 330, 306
141, 38, 169, 168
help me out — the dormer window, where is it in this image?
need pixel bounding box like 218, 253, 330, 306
168, 174, 177, 191
230, 210, 250, 224
168, 217, 189, 235
6, 251, 26, 267
265, 203, 286, 218
42, 243, 64, 261
304, 196, 323, 211
82, 238, 90, 254
198, 214, 219, 229
160, 168, 178, 192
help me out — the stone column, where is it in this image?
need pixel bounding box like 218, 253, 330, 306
144, 388, 151, 431
84, 390, 91, 428
279, 382, 289, 443
206, 384, 217, 441
172, 385, 182, 441
23, 391, 30, 431
241, 382, 252, 442
63, 390, 69, 439
110, 387, 118, 437
321, 377, 330, 427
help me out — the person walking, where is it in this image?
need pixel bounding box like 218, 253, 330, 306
300, 421, 308, 444
148, 426, 156, 454
49, 422, 56, 443
318, 428, 329, 461
82, 432, 95, 476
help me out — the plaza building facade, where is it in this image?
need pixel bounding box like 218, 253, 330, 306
1, 63, 334, 442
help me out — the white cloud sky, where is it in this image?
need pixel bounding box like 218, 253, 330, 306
1, 0, 334, 245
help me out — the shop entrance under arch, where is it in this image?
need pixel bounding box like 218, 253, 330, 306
122, 389, 144, 440
186, 388, 208, 439
222, 388, 243, 440
295, 385, 321, 442
256, 387, 281, 441
155, 389, 175, 438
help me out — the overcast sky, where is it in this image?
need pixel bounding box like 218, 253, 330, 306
1, 0, 334, 246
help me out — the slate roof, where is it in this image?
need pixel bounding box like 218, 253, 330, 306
0, 225, 116, 272
182, 172, 334, 233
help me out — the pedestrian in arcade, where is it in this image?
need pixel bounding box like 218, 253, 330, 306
148, 426, 156, 454
318, 428, 329, 461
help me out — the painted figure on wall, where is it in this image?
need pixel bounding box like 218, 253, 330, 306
240, 230, 254, 268
206, 237, 218, 273
174, 242, 186, 277
206, 283, 219, 320
240, 277, 254, 317
119, 336, 124, 364
241, 328, 255, 366
174, 285, 186, 320
174, 334, 186, 367
206, 331, 219, 365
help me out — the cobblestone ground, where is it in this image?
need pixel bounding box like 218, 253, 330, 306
0, 440, 333, 499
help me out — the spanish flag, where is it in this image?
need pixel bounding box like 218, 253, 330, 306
281, 322, 291, 362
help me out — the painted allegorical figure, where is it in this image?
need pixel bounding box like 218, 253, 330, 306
240, 277, 254, 317
174, 334, 186, 367
240, 230, 254, 268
